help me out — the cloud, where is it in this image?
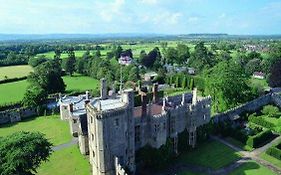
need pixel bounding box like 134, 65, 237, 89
95, 0, 126, 22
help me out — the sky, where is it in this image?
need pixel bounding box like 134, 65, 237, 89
0, 0, 280, 35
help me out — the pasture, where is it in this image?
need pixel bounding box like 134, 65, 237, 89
37, 50, 87, 59
0, 80, 28, 105
0, 75, 99, 105
0, 65, 33, 80
0, 115, 71, 146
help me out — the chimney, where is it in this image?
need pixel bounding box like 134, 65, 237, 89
181, 93, 185, 105
69, 103, 73, 112
192, 88, 197, 105
141, 93, 148, 118
58, 93, 62, 102
84, 99, 90, 108
100, 78, 107, 100
152, 83, 158, 103
162, 97, 166, 111
97, 100, 102, 111
86, 91, 90, 100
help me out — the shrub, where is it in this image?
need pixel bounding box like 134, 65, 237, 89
247, 130, 275, 148
248, 115, 275, 129
262, 105, 280, 118
266, 147, 281, 160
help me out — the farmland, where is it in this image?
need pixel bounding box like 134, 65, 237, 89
0, 65, 33, 80
0, 75, 99, 105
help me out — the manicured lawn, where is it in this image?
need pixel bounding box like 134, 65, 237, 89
0, 115, 71, 146
37, 145, 91, 175
0, 65, 33, 80
225, 137, 254, 151
260, 152, 281, 169
177, 140, 241, 169
229, 161, 277, 175
63, 75, 99, 93
0, 79, 28, 105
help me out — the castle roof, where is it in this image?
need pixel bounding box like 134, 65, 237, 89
91, 96, 126, 111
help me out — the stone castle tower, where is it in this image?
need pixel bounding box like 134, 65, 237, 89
86, 80, 135, 175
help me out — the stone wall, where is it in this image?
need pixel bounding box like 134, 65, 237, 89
212, 93, 279, 123
0, 107, 37, 125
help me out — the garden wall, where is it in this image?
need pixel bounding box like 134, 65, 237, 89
212, 93, 281, 123
0, 107, 38, 125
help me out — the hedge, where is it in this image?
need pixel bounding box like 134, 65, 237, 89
266, 147, 281, 160
246, 130, 275, 148
166, 73, 205, 91
248, 116, 275, 129
0, 76, 27, 84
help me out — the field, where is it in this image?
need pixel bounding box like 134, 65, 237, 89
0, 115, 71, 146
63, 75, 99, 93
37, 50, 87, 59
0, 80, 28, 105
0, 75, 99, 105
0, 65, 33, 80
37, 145, 90, 175
177, 140, 241, 169
229, 161, 276, 175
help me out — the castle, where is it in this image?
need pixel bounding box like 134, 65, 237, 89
59, 79, 211, 175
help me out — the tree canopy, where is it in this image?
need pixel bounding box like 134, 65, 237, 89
0, 132, 52, 175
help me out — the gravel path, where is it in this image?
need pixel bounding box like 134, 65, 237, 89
52, 137, 78, 151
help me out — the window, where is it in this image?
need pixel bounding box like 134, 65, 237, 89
163, 122, 166, 130
115, 118, 119, 127
203, 115, 206, 120
90, 116, 93, 123
92, 134, 94, 141
73, 119, 77, 123
92, 151, 95, 158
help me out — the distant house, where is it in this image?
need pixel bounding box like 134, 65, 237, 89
144, 72, 158, 81
187, 67, 195, 75
253, 72, 265, 79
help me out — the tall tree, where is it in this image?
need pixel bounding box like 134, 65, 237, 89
205, 60, 252, 112
64, 49, 76, 76
28, 60, 66, 94
176, 44, 190, 64
189, 42, 215, 71
0, 132, 52, 175
268, 58, 281, 87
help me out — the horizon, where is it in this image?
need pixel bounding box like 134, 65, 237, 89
0, 0, 281, 35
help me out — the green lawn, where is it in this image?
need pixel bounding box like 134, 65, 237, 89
0, 115, 71, 146
0, 65, 33, 80
225, 137, 254, 151
0, 75, 99, 105
177, 140, 241, 170
260, 152, 281, 169
63, 75, 99, 93
229, 161, 277, 175
37, 145, 91, 175
0, 80, 28, 105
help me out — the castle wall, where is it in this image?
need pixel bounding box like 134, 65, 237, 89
0, 107, 37, 125
212, 93, 273, 123
60, 104, 70, 120
79, 134, 89, 155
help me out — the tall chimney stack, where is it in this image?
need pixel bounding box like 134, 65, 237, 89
141, 93, 148, 118
192, 88, 197, 105
100, 78, 107, 100
152, 83, 158, 103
